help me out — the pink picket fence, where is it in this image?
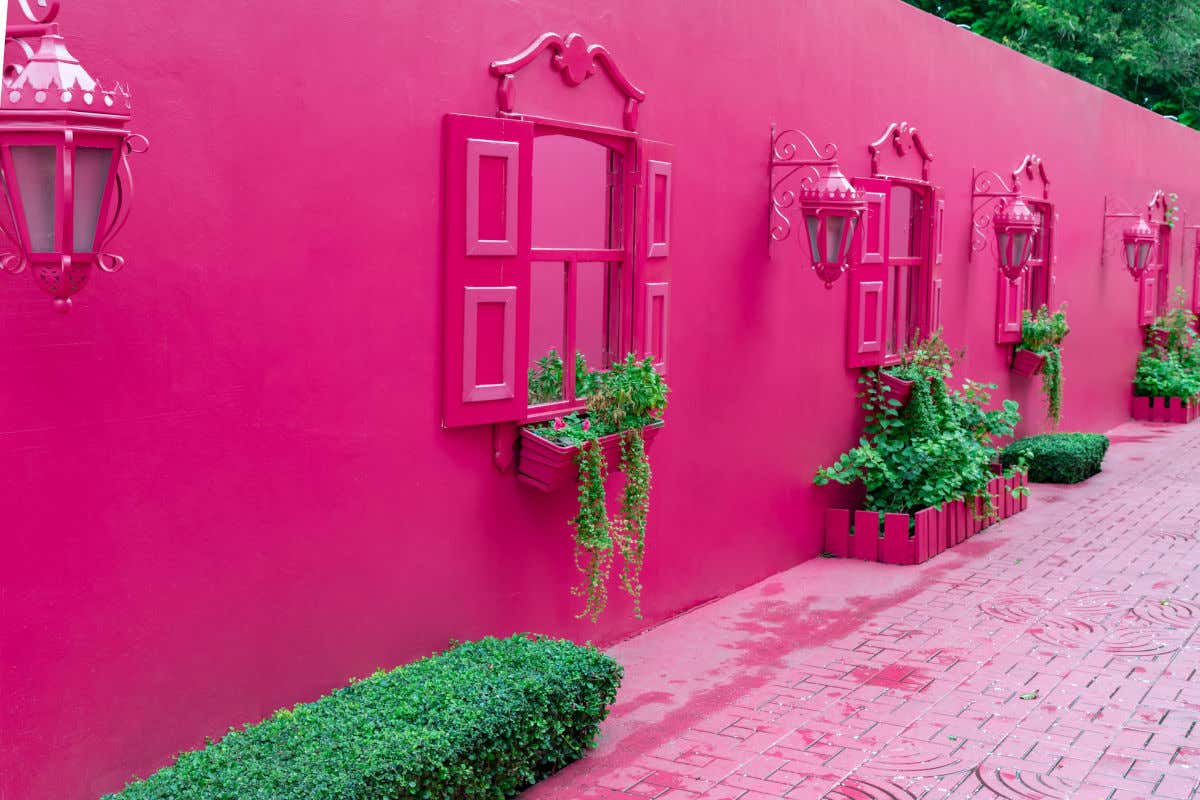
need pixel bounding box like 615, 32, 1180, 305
823, 472, 1029, 565
1130, 392, 1200, 424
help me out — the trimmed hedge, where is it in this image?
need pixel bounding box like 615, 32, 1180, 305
102, 635, 622, 800
1001, 433, 1109, 484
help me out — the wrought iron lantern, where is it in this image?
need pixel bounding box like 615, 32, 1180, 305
1122, 217, 1157, 280
992, 196, 1039, 280
769, 127, 866, 288
797, 164, 866, 287
0, 5, 147, 312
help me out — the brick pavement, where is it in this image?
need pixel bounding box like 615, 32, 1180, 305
521, 421, 1200, 799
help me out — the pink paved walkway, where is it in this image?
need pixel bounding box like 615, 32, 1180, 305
523, 421, 1200, 800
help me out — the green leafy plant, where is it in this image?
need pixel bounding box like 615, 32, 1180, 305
570, 440, 612, 623
102, 635, 623, 800
1001, 433, 1109, 484
528, 349, 597, 404
885, 328, 963, 382
904, 1, 1200, 132
1019, 304, 1069, 426
1136, 289, 1200, 398
527, 354, 668, 621
613, 430, 650, 618
815, 333, 1024, 517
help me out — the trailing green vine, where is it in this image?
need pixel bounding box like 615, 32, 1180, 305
569, 439, 612, 623
527, 354, 668, 622
613, 429, 650, 618
1019, 304, 1069, 426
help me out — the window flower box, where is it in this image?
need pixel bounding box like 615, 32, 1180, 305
1011, 348, 1046, 377
879, 371, 915, 407
1130, 392, 1200, 424
517, 421, 665, 492
822, 472, 1027, 565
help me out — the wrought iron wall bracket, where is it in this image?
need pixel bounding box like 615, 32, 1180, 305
768, 124, 840, 247
969, 155, 1049, 263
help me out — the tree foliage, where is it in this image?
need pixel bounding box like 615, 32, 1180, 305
906, 0, 1200, 130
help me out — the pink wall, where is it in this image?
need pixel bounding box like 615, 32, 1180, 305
4, 2, 1200, 799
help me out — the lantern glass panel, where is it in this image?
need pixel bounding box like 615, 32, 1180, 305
997, 230, 1011, 267
840, 215, 858, 261
73, 147, 113, 252
1013, 232, 1029, 266
805, 213, 821, 263
1139, 241, 1153, 270
11, 145, 57, 253
824, 214, 846, 264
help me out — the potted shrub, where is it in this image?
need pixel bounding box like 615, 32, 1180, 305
519, 354, 668, 621
1132, 290, 1200, 422
815, 339, 1028, 566
1015, 304, 1069, 426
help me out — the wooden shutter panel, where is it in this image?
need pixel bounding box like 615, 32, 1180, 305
635, 139, 673, 375
1192, 235, 1200, 315
846, 178, 890, 368
442, 113, 532, 427
1045, 209, 1057, 308
995, 271, 1025, 343
928, 186, 945, 332
1139, 271, 1158, 326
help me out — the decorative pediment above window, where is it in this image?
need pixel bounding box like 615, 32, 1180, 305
489, 33, 647, 131
868, 121, 934, 181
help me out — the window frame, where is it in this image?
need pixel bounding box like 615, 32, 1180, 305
523, 121, 638, 424
881, 177, 935, 363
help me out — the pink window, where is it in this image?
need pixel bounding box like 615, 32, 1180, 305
442, 115, 673, 427
846, 176, 943, 368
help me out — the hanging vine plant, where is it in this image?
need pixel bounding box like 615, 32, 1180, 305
569, 437, 612, 622
613, 430, 650, 617
1019, 304, 1069, 426
524, 354, 669, 621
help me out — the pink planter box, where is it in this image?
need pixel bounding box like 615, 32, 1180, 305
879, 371, 914, 407
823, 473, 1027, 566
517, 421, 664, 491
1131, 392, 1200, 424
1011, 349, 1046, 377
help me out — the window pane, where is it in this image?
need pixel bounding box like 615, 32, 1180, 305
575, 261, 613, 395
11, 145, 57, 253
888, 185, 924, 258
528, 261, 566, 406
73, 147, 112, 252
531, 135, 621, 249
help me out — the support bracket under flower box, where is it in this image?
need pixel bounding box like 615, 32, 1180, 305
823, 472, 1028, 565
516, 421, 664, 492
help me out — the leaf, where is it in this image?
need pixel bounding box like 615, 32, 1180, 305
1019, 691, 1039, 700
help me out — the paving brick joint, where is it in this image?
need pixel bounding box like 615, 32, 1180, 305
520, 421, 1200, 800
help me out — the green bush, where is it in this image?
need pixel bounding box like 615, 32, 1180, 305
815, 331, 1024, 516
1001, 433, 1109, 484
101, 635, 623, 800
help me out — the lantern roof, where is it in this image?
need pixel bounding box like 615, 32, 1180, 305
797, 164, 864, 208
1123, 217, 1157, 243
994, 196, 1038, 232
4, 33, 131, 118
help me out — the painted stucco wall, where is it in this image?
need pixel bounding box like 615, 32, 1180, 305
3, 1, 1199, 798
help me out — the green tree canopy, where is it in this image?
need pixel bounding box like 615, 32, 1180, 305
906, 0, 1200, 130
